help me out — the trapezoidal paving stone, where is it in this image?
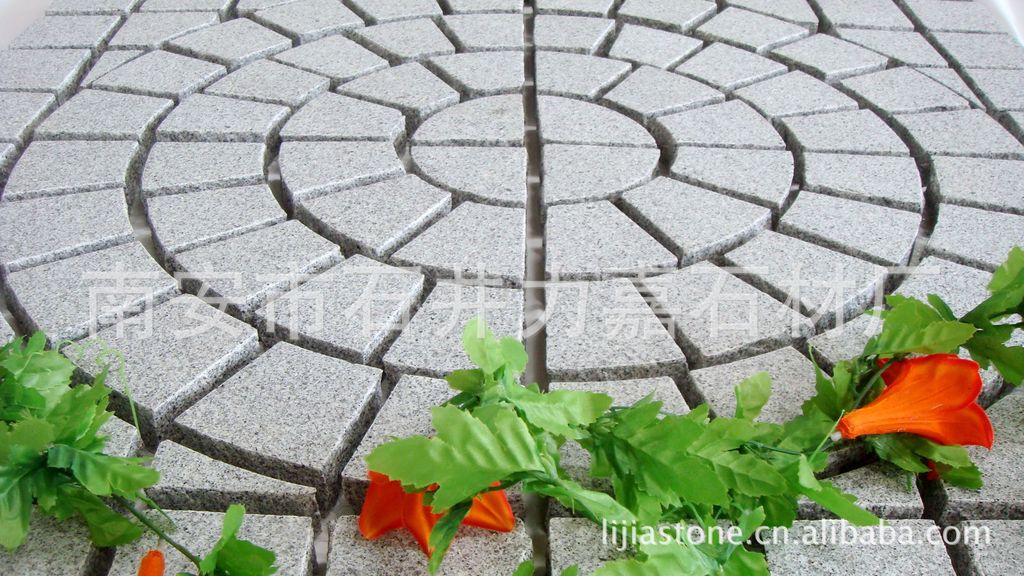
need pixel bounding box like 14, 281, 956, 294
816, 0, 914, 30
951, 520, 1024, 576
412, 94, 525, 146
347, 0, 442, 23
931, 156, 1024, 215
447, 0, 523, 14
725, 0, 818, 31
0, 48, 91, 96
441, 13, 525, 52
3, 140, 138, 200
549, 518, 631, 575
33, 89, 174, 142
348, 18, 456, 63
532, 15, 614, 54
107, 11, 219, 51
694, 7, 810, 54
834, 28, 947, 68
0, 92, 56, 146
270, 35, 388, 85
536, 0, 615, 17
280, 92, 406, 143
541, 143, 660, 205
961, 67, 1024, 112
798, 462, 924, 520
670, 147, 795, 211
142, 141, 266, 196
780, 109, 910, 156
675, 42, 788, 92
412, 145, 527, 206
154, 93, 291, 143
617, 0, 716, 33
931, 31, 1024, 70
47, 0, 138, 15
0, 317, 14, 344
9, 14, 120, 50
167, 18, 292, 71
140, 0, 234, 17
607, 24, 702, 69
0, 515, 104, 576
600, 65, 725, 123
802, 152, 924, 212
172, 342, 381, 506
91, 49, 227, 100
335, 62, 460, 121
689, 347, 817, 422
534, 51, 631, 99
203, 59, 331, 107
81, 49, 144, 86
537, 95, 657, 148
653, 99, 787, 150
249, 0, 365, 44
902, 0, 1009, 34
428, 51, 526, 97
733, 70, 860, 119
770, 33, 889, 82
840, 67, 972, 117
928, 204, 1024, 272
278, 140, 404, 203
895, 109, 1024, 160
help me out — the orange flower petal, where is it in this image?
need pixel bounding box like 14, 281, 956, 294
358, 472, 407, 540
138, 549, 164, 576
402, 490, 442, 555
464, 490, 516, 532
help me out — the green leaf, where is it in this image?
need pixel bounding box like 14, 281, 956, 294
46, 445, 158, 497
865, 435, 929, 474
721, 546, 768, 576
796, 455, 821, 492
507, 386, 612, 439
462, 318, 504, 374
512, 561, 536, 576
427, 501, 472, 575
592, 540, 710, 576
734, 373, 772, 421
964, 333, 1024, 386
499, 337, 528, 375
710, 452, 788, 497
559, 566, 579, 576
56, 484, 144, 547
871, 299, 976, 355
198, 504, 279, 576
446, 369, 485, 393
988, 246, 1024, 293
524, 476, 636, 524
799, 480, 879, 527
927, 295, 957, 322
0, 463, 36, 550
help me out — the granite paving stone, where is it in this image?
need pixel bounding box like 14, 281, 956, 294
83, 49, 144, 85
0, 144, 16, 184
0, 187, 134, 273
108, 11, 219, 51
0, 48, 91, 96
271, 35, 388, 85
835, 28, 947, 67
932, 31, 1024, 70
142, 141, 266, 196
770, 34, 889, 82
350, 18, 456, 63
167, 18, 292, 71
1005, 111, 1024, 140
155, 93, 290, 143
428, 51, 525, 96
780, 191, 922, 266
538, 95, 656, 147
895, 256, 995, 318
670, 147, 795, 210
534, 51, 631, 99
3, 140, 138, 200
173, 342, 380, 503
280, 92, 405, 143
250, 0, 364, 44
675, 42, 788, 92
725, 0, 818, 31
390, 202, 526, 286
841, 67, 971, 117
47, 0, 139, 15
204, 59, 330, 107
447, 0, 522, 13
254, 255, 424, 364
413, 95, 524, 146
34, 89, 173, 141
546, 201, 677, 280
546, 278, 687, 381
3, 242, 178, 342
723, 230, 888, 327
381, 284, 524, 378
171, 220, 342, 320
0, 92, 57, 145
654, 99, 787, 150
644, 261, 812, 368
961, 67, 1024, 111
412, 145, 527, 206
931, 156, 1024, 215
139, 0, 233, 17
617, 0, 716, 34
295, 174, 451, 257
145, 183, 286, 255
904, 0, 1009, 34
915, 67, 983, 107
549, 517, 625, 575
70, 294, 258, 443
336, 62, 460, 121
815, 0, 914, 31
601, 66, 725, 122
800, 462, 924, 519
0, 317, 14, 344
149, 440, 319, 516
690, 347, 817, 422
9, 14, 120, 50
91, 49, 227, 100
695, 8, 810, 54
442, 13, 525, 52
929, 204, 1024, 272
803, 152, 923, 211
607, 24, 702, 69
951, 520, 1024, 575
236, 0, 304, 15
100, 415, 139, 458
781, 109, 910, 156
896, 109, 1024, 160
0, 515, 104, 576
734, 70, 859, 119
541, 143, 660, 204
533, 15, 614, 54
347, 0, 442, 23
279, 140, 403, 202
535, 0, 614, 17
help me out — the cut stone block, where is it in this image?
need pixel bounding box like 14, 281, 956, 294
916, 67, 983, 107
538, 95, 655, 148
803, 152, 923, 211
671, 147, 794, 210
0, 92, 56, 145
896, 109, 1024, 160
428, 51, 525, 97
951, 520, 1024, 576
73, 49, 142, 85
347, 0, 442, 23
690, 347, 816, 422
100, 415, 139, 458
643, 262, 812, 367
542, 143, 659, 205
0, 317, 14, 344
771, 33, 889, 82
280, 92, 405, 143
895, 256, 994, 318
236, 0, 297, 13
815, 0, 914, 31
155, 93, 290, 143
336, 62, 460, 121
0, 515, 104, 576
173, 342, 380, 503
350, 18, 455, 63
962, 67, 1024, 111
279, 140, 403, 202
204, 59, 330, 107
3, 140, 138, 200
608, 24, 702, 69
931, 156, 1024, 215
601, 66, 725, 122
4, 242, 177, 342
271, 35, 388, 85
618, 0, 716, 34
92, 49, 227, 100
48, 0, 138, 15
0, 144, 14, 184
903, 0, 1008, 34
675, 42, 788, 92
842, 67, 971, 116
801, 462, 923, 519
167, 18, 292, 71
781, 109, 910, 156
254, 255, 424, 364
932, 31, 1024, 70
149, 440, 319, 516
546, 201, 677, 280
9, 14, 120, 50
654, 99, 786, 150
533, 15, 614, 54
34, 89, 173, 141
442, 13, 525, 52
108, 11, 219, 50
836, 28, 947, 67
70, 294, 258, 443
171, 220, 342, 320
695, 7, 809, 54
413, 145, 527, 206
780, 191, 922, 266
549, 517, 625, 575
390, 202, 526, 286
413, 95, 524, 146
140, 0, 233, 18
250, 0, 364, 44
929, 204, 1024, 272
146, 183, 286, 254
0, 187, 133, 273
723, 230, 888, 328
734, 70, 859, 119
535, 0, 614, 17
448, 0, 522, 13
0, 48, 91, 96
726, 0, 817, 30
295, 174, 451, 257
382, 283, 524, 378
534, 51, 631, 99
108, 510, 315, 576
142, 141, 265, 196
546, 278, 687, 381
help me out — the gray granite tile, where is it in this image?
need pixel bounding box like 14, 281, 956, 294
278, 140, 404, 202
836, 28, 947, 67
347, 0, 442, 23
350, 18, 455, 63
895, 255, 995, 318
280, 92, 405, 142
670, 147, 795, 210
734, 70, 859, 119
951, 520, 1024, 576
0, 92, 57, 145
0, 515, 103, 576
675, 42, 788, 92
536, 0, 614, 17
800, 462, 923, 520
961, 67, 1024, 111
336, 62, 459, 121
618, 0, 716, 33
771, 33, 889, 82
608, 24, 702, 69
842, 66, 971, 116
904, 0, 1010, 34
442, 13, 524, 52
929, 203, 1024, 272
0, 48, 91, 96
0, 317, 15, 344
781, 109, 910, 156
549, 517, 623, 575
140, 0, 233, 17
9, 14, 120, 50
142, 141, 265, 196
816, 0, 914, 30
533, 15, 614, 54
167, 18, 292, 71
601, 65, 725, 122
916, 67, 983, 107
726, 0, 818, 31
108, 11, 219, 51
931, 156, 1024, 215
896, 109, 1024, 159
538, 95, 656, 147
91, 49, 227, 100
34, 89, 173, 141
695, 7, 810, 54
236, 0, 299, 13
100, 415, 140, 457
448, 0, 522, 13
690, 347, 816, 422
654, 99, 787, 150
250, 0, 364, 44
534, 51, 631, 99
428, 51, 525, 97
803, 152, 923, 211
204, 59, 330, 107
412, 145, 527, 206
3, 140, 138, 200
47, 0, 139, 15
542, 143, 660, 205
155, 93, 290, 143
931, 31, 1024, 70
413, 94, 524, 146
271, 35, 388, 85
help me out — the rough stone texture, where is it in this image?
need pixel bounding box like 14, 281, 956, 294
48, 0, 138, 15
336, 62, 460, 121
140, 0, 233, 17
347, 0, 442, 23
142, 141, 265, 196
644, 262, 813, 368
382, 284, 524, 378
546, 278, 687, 381
155, 93, 290, 143
3, 140, 138, 200
549, 517, 625, 575
236, 0, 298, 15
278, 140, 404, 202
250, 0, 364, 44
0, 92, 56, 145
928, 203, 1024, 272
782, 109, 910, 156
601, 65, 725, 122
171, 220, 342, 320
932, 31, 1024, 70
542, 143, 660, 205
9, 14, 120, 50
295, 174, 451, 257
91, 49, 227, 100
0, 515, 104, 576
722, 231, 888, 328
99, 415, 139, 457
281, 92, 405, 143
82, 49, 143, 85
734, 70, 859, 119
535, 51, 631, 99
695, 8, 810, 54
771, 33, 889, 82
931, 156, 1024, 215
538, 95, 656, 148
671, 147, 795, 210
842, 67, 971, 116
145, 183, 286, 254
413, 145, 527, 206
916, 67, 983, 107
835, 28, 947, 67
675, 42, 788, 92
726, 0, 817, 30
390, 202, 526, 286
428, 51, 525, 97
448, 0, 522, 14
254, 255, 424, 364
108, 11, 219, 51
897, 109, 1024, 160
271, 35, 388, 85
204, 59, 330, 107
800, 462, 923, 520
904, 0, 1009, 33
803, 152, 923, 211
533, 15, 614, 54
690, 347, 816, 422
167, 18, 292, 71
0, 187, 134, 273
655, 99, 786, 150
442, 13, 524, 52
149, 440, 319, 516
620, 178, 771, 264
34, 89, 173, 141
546, 201, 677, 280
0, 317, 14, 344
536, 0, 614, 17
350, 18, 455, 63
0, 48, 91, 96
962, 67, 1024, 112
413, 95, 524, 146
618, 0, 716, 34
4, 242, 178, 342
816, 0, 914, 30
608, 24, 702, 69
172, 342, 380, 503
951, 520, 1024, 576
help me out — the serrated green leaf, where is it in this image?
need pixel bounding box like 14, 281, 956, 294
721, 546, 768, 576
865, 435, 930, 474
427, 501, 472, 575
499, 337, 528, 375
507, 386, 612, 439
525, 475, 636, 524
57, 484, 144, 548
927, 295, 957, 322
0, 463, 36, 550
799, 480, 879, 527
734, 373, 771, 421
965, 333, 1024, 386
796, 455, 821, 492
446, 369, 485, 393
46, 445, 158, 497
711, 452, 787, 497
592, 540, 710, 576
512, 561, 536, 576
871, 299, 976, 355
559, 566, 579, 576
463, 318, 504, 374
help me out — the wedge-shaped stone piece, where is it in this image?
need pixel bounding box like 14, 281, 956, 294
10, 14, 120, 50
690, 347, 816, 422
4, 140, 137, 199
142, 141, 265, 196
429, 51, 525, 96
349, 18, 455, 62
542, 144, 659, 205
618, 0, 716, 33
771, 33, 888, 82
0, 92, 56, 145
842, 67, 971, 116
734, 70, 859, 119
0, 49, 90, 96
675, 42, 787, 92
413, 145, 527, 206
155, 93, 290, 143
250, 0, 363, 44
695, 7, 809, 54
442, 13, 524, 51
272, 35, 388, 85
108, 12, 218, 51
35, 89, 173, 141
896, 109, 1024, 160
92, 50, 226, 100
538, 95, 655, 147
534, 51, 630, 99
601, 65, 725, 122
931, 156, 1024, 215
929, 204, 1024, 271
815, 0, 914, 30
836, 28, 946, 67
608, 24, 702, 69
803, 153, 922, 211
413, 95, 524, 146
671, 147, 794, 210
204, 59, 330, 107
533, 15, 614, 53
279, 140, 404, 202
336, 62, 459, 121
781, 109, 909, 156
655, 99, 786, 150
167, 18, 292, 71
281, 92, 405, 142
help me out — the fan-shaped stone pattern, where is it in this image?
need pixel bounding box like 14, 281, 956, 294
601, 65, 725, 122
155, 94, 290, 143
931, 157, 1024, 215
671, 147, 795, 211
140, 0, 234, 17
654, 99, 786, 150
695, 7, 809, 54
841, 67, 972, 117
815, 0, 914, 31
726, 0, 817, 31
781, 109, 910, 156
167, 18, 292, 71
348, 0, 443, 23
9, 15, 117, 50
412, 95, 525, 146
534, 51, 631, 99
0, 48, 91, 97
249, 0, 364, 44
536, 0, 614, 17
690, 347, 817, 422
413, 145, 528, 206
443, 13, 525, 52
802, 153, 923, 211
91, 50, 227, 100
928, 204, 1024, 272
734, 70, 859, 119
932, 31, 1024, 70
4, 140, 138, 199
675, 42, 787, 92
429, 51, 525, 96
608, 24, 701, 69
0, 92, 56, 146
895, 110, 1024, 160
270, 35, 388, 85
108, 12, 219, 51
349, 18, 456, 63
281, 92, 405, 143
542, 144, 660, 205
533, 15, 614, 54
336, 62, 459, 121
278, 140, 404, 202
835, 28, 947, 68
538, 95, 656, 148
203, 59, 330, 107
142, 141, 266, 196
770, 34, 888, 82
33, 89, 173, 142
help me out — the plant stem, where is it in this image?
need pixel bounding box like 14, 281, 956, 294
114, 495, 203, 571
745, 441, 803, 456
852, 358, 897, 409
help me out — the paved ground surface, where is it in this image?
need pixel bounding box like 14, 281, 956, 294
1, 0, 1024, 575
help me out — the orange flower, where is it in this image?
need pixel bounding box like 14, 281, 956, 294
137, 549, 164, 576
837, 354, 993, 448
358, 471, 515, 555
